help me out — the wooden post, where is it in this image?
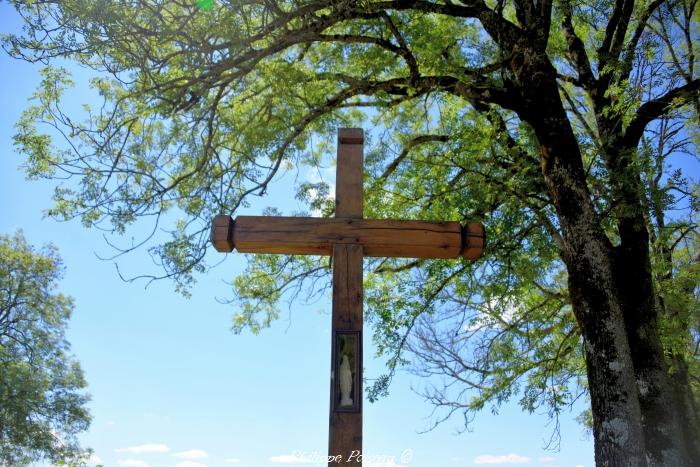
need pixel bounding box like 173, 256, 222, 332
209, 127, 486, 465
328, 129, 364, 464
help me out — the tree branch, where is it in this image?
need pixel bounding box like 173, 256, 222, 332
619, 0, 665, 80
380, 11, 420, 79
536, 0, 554, 48
623, 78, 700, 148
598, 0, 634, 71
561, 4, 596, 92
376, 134, 450, 182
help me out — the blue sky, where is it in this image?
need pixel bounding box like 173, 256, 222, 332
1, 5, 594, 467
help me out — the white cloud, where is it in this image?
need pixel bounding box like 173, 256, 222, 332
116, 444, 169, 454
474, 453, 531, 464
270, 454, 309, 464
304, 166, 336, 216
174, 450, 209, 459
224, 460, 241, 464
174, 462, 207, 467
464, 298, 522, 333
116, 460, 150, 467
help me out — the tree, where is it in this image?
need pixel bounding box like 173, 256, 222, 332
3, 0, 699, 465
0, 230, 91, 465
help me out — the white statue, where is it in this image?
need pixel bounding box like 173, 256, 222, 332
339, 354, 353, 406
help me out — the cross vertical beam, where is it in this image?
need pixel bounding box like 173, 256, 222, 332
334, 128, 363, 219
210, 128, 486, 465
328, 129, 364, 463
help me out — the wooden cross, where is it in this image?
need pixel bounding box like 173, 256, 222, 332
211, 128, 485, 465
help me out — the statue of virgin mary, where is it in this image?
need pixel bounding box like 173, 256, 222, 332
339, 354, 353, 407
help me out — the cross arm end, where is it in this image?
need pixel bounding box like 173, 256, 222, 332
461, 222, 486, 260
211, 214, 235, 252
338, 127, 364, 144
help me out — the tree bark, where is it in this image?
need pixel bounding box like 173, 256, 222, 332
506, 43, 699, 464
596, 108, 698, 464
513, 60, 647, 465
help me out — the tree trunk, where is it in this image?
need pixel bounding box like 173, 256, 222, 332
611, 202, 695, 465
515, 70, 648, 465
615, 239, 691, 466
599, 130, 697, 464
567, 261, 648, 467
509, 49, 699, 464
670, 352, 700, 460
651, 193, 700, 461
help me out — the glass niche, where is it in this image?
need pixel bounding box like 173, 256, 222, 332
333, 330, 361, 413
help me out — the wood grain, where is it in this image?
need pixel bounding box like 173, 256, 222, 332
328, 244, 363, 461
230, 216, 463, 258
462, 221, 486, 260
336, 128, 363, 218
210, 214, 234, 252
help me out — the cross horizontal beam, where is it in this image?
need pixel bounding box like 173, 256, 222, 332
211, 215, 485, 260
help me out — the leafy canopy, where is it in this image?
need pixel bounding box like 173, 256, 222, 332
3, 0, 698, 436
0, 231, 92, 466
